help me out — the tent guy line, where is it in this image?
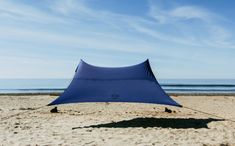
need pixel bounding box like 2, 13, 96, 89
2, 104, 235, 124
0, 105, 45, 121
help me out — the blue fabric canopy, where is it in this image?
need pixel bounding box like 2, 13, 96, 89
48, 59, 181, 107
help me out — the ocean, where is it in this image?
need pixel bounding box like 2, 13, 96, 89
0, 79, 235, 94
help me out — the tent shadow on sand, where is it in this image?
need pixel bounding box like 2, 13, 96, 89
72, 117, 223, 130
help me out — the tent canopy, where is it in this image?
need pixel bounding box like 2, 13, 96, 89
48, 59, 181, 107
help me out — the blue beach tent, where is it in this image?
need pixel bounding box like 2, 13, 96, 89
48, 59, 181, 107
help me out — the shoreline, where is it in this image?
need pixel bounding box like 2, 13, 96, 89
0, 92, 235, 96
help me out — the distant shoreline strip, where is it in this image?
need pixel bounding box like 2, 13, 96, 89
0, 92, 235, 96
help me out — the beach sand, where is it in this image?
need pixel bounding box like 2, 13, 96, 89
0, 95, 235, 146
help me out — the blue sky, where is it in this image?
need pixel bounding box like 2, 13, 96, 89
0, 0, 235, 79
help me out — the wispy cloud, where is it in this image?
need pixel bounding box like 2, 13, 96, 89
149, 4, 213, 23
170, 6, 211, 21
0, 0, 65, 24
1, 0, 234, 49
0, 0, 234, 78
146, 0, 235, 49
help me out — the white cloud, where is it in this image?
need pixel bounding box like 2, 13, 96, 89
170, 6, 211, 21
147, 1, 235, 49
2, 0, 233, 49
0, 26, 154, 54
0, 0, 234, 78
148, 0, 213, 23
0, 0, 66, 24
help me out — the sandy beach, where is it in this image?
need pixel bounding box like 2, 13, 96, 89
0, 95, 235, 146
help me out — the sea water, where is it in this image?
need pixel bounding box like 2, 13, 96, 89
0, 79, 235, 94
